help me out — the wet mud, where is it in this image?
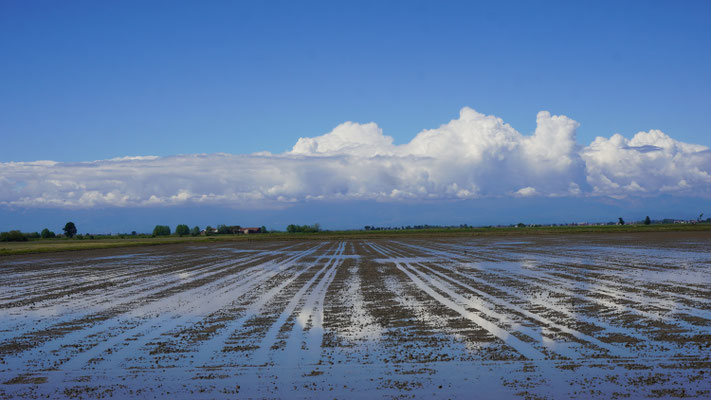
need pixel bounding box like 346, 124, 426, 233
1, 233, 710, 398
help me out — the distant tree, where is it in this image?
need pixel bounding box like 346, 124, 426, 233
260, 225, 268, 234
152, 225, 171, 236
698, 213, 704, 222
205, 225, 214, 236
0, 230, 27, 242
517, 222, 526, 228
41, 228, 56, 239
131, 231, 137, 236
618, 217, 625, 225
63, 222, 77, 238
175, 224, 190, 237
213, 225, 239, 234
286, 223, 320, 233
644, 216, 651, 225
190, 226, 200, 236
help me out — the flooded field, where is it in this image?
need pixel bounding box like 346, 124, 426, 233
1, 233, 710, 399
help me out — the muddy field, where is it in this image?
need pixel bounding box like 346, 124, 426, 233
1, 233, 710, 399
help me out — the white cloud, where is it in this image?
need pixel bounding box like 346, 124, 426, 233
581, 129, 711, 197
515, 187, 538, 197
1, 107, 710, 209
290, 121, 395, 157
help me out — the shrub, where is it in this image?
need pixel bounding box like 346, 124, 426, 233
217, 224, 241, 234
0, 230, 28, 242
190, 226, 200, 236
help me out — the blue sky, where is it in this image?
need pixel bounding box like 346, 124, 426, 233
1, 1, 710, 232
2, 0, 710, 161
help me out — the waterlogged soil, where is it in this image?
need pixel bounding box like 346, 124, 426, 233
0, 233, 710, 399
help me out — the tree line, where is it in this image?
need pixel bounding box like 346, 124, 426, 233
4, 214, 710, 242
151, 224, 201, 237
0, 221, 271, 242
286, 224, 320, 233
1, 222, 76, 242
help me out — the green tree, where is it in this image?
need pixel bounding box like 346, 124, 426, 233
285, 223, 320, 233
41, 228, 55, 238
152, 225, 171, 236
260, 225, 268, 234
190, 226, 200, 236
175, 224, 190, 236
644, 216, 651, 225
63, 222, 77, 238
618, 217, 625, 225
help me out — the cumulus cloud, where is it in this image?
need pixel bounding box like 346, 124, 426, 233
291, 121, 395, 157
581, 130, 711, 198
1, 107, 710, 209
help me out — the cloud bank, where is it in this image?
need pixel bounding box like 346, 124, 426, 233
2, 107, 710, 209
